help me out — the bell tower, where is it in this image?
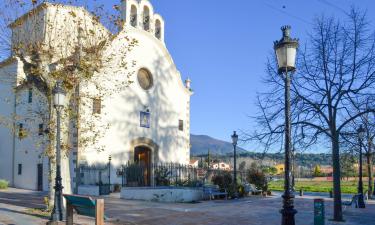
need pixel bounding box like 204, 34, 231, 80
120, 0, 165, 42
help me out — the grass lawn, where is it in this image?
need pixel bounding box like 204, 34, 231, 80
268, 180, 365, 194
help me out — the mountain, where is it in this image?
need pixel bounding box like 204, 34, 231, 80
190, 134, 248, 156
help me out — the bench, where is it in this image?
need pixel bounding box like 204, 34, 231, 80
63, 194, 105, 225
203, 185, 228, 200
247, 184, 262, 195
342, 194, 358, 210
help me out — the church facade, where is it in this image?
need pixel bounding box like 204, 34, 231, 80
0, 0, 192, 192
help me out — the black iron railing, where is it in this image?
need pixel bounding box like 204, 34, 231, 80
121, 162, 241, 188
122, 162, 201, 187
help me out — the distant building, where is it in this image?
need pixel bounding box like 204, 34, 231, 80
189, 159, 199, 168
320, 165, 333, 176
211, 162, 231, 171
275, 164, 285, 175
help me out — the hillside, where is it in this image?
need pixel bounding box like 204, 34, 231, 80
190, 134, 248, 156
190, 134, 332, 166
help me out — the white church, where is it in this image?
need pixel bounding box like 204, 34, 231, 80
0, 0, 192, 193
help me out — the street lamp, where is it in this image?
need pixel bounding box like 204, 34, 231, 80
50, 80, 66, 223
231, 131, 239, 198
357, 125, 366, 208
274, 25, 299, 225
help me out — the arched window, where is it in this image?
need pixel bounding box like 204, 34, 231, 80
130, 5, 137, 27
155, 19, 161, 39
143, 6, 150, 31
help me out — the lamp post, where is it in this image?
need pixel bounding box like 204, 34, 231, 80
357, 125, 366, 208
274, 25, 299, 225
292, 148, 296, 192
50, 80, 66, 223
108, 155, 112, 192
231, 131, 239, 198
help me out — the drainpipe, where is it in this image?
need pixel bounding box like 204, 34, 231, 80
11, 86, 17, 187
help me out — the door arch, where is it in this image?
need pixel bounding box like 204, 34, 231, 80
130, 137, 159, 186
134, 146, 151, 186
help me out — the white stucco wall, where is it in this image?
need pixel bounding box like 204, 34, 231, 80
11, 3, 110, 63
0, 1, 191, 191
12, 85, 48, 191
121, 187, 202, 203
79, 28, 192, 184
0, 60, 17, 184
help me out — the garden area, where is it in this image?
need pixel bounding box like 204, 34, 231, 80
268, 179, 365, 194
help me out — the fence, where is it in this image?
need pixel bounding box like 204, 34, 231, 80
121, 162, 242, 188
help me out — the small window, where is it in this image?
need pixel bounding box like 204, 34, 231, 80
143, 6, 150, 31
28, 88, 32, 103
179, 120, 184, 131
18, 164, 22, 175
130, 5, 137, 27
93, 99, 101, 114
155, 19, 161, 39
18, 123, 24, 138
38, 124, 44, 136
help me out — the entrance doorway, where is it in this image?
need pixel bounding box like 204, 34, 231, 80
134, 146, 151, 186
37, 164, 43, 191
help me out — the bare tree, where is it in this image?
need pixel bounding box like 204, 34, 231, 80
246, 8, 375, 221
363, 113, 375, 198
341, 107, 375, 199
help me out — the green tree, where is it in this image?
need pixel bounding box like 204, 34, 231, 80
340, 154, 356, 180
239, 161, 246, 171
313, 165, 322, 177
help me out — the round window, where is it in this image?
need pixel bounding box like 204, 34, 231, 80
137, 69, 153, 90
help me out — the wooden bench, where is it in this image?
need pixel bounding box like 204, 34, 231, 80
342, 194, 358, 210
63, 194, 105, 225
203, 185, 228, 200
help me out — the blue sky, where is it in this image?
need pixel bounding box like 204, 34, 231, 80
99, 0, 375, 149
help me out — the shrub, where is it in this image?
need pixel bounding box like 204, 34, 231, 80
246, 168, 268, 191
154, 167, 171, 186
212, 171, 239, 197
0, 180, 9, 189
212, 171, 232, 191
238, 184, 247, 197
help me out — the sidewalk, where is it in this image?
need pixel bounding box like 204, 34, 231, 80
0, 188, 374, 225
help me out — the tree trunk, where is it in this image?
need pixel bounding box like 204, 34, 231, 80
367, 138, 373, 199
332, 134, 343, 221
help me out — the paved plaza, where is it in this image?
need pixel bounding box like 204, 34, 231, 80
0, 188, 374, 225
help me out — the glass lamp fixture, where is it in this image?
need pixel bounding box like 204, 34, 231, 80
274, 26, 299, 74
53, 80, 66, 107
231, 131, 238, 146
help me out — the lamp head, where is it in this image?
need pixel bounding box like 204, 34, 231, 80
231, 131, 238, 146
53, 80, 66, 107
274, 25, 299, 74
357, 125, 366, 139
